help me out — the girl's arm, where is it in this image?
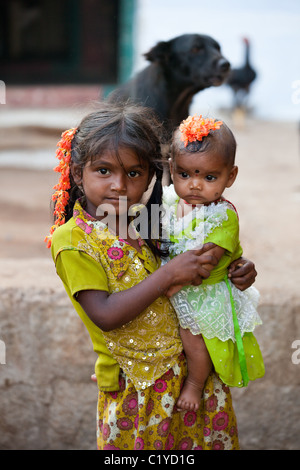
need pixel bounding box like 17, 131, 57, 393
76, 244, 218, 332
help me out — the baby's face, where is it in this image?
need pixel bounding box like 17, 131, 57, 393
170, 151, 238, 205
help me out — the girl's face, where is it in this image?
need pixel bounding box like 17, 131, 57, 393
72, 147, 152, 219
170, 150, 238, 205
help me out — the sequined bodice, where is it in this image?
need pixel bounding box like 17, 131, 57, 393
71, 201, 183, 390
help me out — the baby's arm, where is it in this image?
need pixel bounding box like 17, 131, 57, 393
76, 244, 218, 332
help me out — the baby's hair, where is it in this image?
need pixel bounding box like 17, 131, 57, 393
58, 101, 166, 257
171, 119, 237, 167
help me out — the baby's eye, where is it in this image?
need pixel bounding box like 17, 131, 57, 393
205, 175, 217, 181
128, 170, 140, 178
98, 168, 110, 175
179, 172, 190, 179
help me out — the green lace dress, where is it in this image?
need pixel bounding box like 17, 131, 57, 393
162, 185, 265, 388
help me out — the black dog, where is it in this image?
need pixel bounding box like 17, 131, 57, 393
108, 34, 230, 135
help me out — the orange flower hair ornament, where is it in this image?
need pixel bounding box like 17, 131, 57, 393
179, 115, 223, 147
44, 127, 77, 248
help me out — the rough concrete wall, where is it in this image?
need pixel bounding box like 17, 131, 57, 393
1, 281, 299, 449
231, 300, 300, 450
0, 285, 97, 450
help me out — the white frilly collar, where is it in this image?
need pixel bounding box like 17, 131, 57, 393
162, 185, 232, 256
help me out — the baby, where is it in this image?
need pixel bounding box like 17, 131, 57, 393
162, 115, 265, 411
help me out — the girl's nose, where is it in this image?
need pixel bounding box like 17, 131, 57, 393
111, 173, 127, 192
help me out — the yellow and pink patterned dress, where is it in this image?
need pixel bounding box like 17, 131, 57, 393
51, 200, 240, 450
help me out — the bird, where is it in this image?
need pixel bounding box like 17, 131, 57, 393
226, 37, 257, 110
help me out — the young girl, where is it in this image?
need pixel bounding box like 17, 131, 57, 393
46, 102, 257, 451
162, 114, 265, 412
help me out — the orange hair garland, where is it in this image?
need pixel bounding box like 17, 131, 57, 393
179, 114, 223, 147
44, 127, 77, 248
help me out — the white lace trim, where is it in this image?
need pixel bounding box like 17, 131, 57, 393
170, 282, 262, 341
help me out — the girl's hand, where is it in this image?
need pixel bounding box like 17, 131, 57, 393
165, 284, 185, 297
228, 257, 257, 291
165, 243, 223, 297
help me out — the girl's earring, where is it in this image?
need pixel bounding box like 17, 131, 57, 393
78, 184, 86, 204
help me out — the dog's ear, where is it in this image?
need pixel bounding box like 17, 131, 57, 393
144, 41, 170, 64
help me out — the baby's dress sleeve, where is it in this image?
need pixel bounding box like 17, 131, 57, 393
204, 208, 242, 258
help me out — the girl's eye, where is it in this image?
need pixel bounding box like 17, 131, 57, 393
180, 172, 190, 179
98, 168, 110, 175
205, 175, 216, 181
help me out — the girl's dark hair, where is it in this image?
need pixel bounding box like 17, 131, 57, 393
171, 120, 237, 166
59, 101, 167, 257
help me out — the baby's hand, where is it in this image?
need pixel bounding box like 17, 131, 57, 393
228, 257, 257, 291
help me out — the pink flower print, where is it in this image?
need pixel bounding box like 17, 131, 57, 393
153, 379, 167, 393
165, 433, 175, 450
212, 411, 229, 431
205, 393, 218, 412
134, 437, 144, 450
178, 437, 193, 450
154, 440, 163, 450
122, 392, 138, 416
117, 417, 133, 431
104, 443, 120, 450
75, 218, 92, 234
157, 417, 171, 437
107, 246, 124, 260
183, 411, 196, 427
146, 399, 154, 416
102, 423, 111, 441
212, 439, 225, 450
229, 425, 238, 437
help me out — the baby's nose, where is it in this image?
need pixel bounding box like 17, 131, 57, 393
190, 177, 202, 189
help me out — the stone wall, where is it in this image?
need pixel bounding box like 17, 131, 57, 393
232, 301, 300, 450
1, 273, 299, 449
0, 278, 97, 450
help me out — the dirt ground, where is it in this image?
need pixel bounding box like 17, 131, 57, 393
0, 114, 299, 303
